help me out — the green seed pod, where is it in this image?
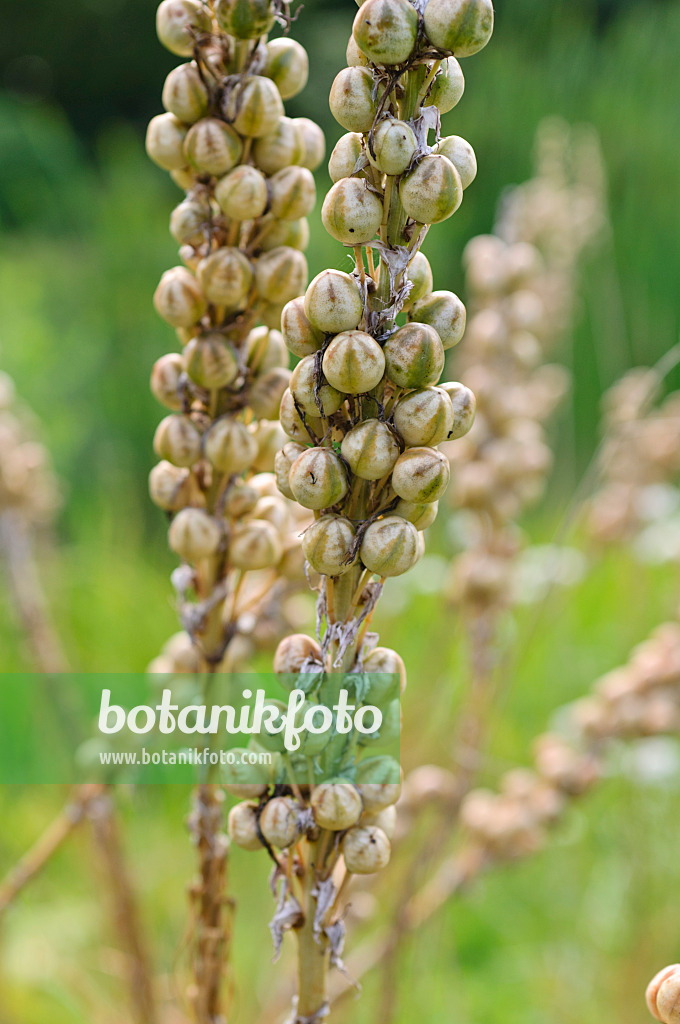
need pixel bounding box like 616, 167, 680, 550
214, 0, 276, 39
359, 698, 401, 746
305, 270, 364, 334
149, 461, 196, 511
274, 633, 322, 674
290, 355, 344, 418
156, 0, 212, 57
254, 247, 308, 305
328, 132, 364, 183
259, 796, 299, 848
360, 515, 419, 576
171, 167, 196, 191
252, 118, 303, 175
292, 117, 326, 171
248, 367, 290, 421
184, 118, 243, 176
394, 498, 439, 530
184, 332, 240, 389
434, 134, 477, 188
409, 289, 466, 349
146, 113, 188, 171
353, 0, 419, 65
245, 326, 289, 374
224, 76, 284, 138
312, 783, 363, 830
302, 514, 357, 576
363, 645, 407, 693
169, 507, 221, 560
203, 417, 258, 473
162, 62, 210, 123
259, 218, 310, 252
341, 419, 399, 480
274, 441, 305, 498
346, 35, 369, 67
154, 414, 203, 467
170, 197, 210, 246
322, 331, 385, 394
423, 0, 494, 57
151, 353, 184, 410
251, 422, 288, 472
197, 247, 253, 308
423, 56, 465, 113
256, 300, 287, 330
329, 66, 378, 133
438, 381, 476, 438
361, 804, 397, 838
383, 322, 444, 388
289, 447, 348, 510
281, 297, 325, 357
229, 519, 283, 569
263, 37, 309, 99
154, 266, 206, 328
322, 178, 383, 245
393, 386, 453, 446
215, 165, 268, 219
391, 446, 450, 502
223, 748, 272, 796
227, 802, 263, 851
269, 166, 317, 221
401, 251, 433, 312
356, 756, 402, 810
399, 154, 462, 224
222, 480, 259, 518
367, 117, 417, 176
279, 388, 324, 443
342, 825, 391, 873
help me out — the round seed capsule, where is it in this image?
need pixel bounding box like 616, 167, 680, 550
197, 248, 253, 308
329, 66, 378, 133
259, 218, 310, 252
252, 118, 303, 175
302, 515, 357, 576
281, 297, 325, 357
647, 966, 680, 1024
274, 633, 322, 674
290, 355, 344, 418
399, 154, 463, 225
149, 461, 196, 512
361, 805, 397, 839
269, 166, 317, 221
254, 247, 308, 305
438, 381, 476, 438
224, 76, 284, 138
169, 508, 221, 560
184, 118, 243, 176
229, 519, 283, 569
391, 447, 450, 502
203, 417, 258, 473
228, 802, 263, 851
248, 364, 290, 420
328, 132, 364, 183
162, 62, 209, 123
154, 266, 206, 328
402, 252, 434, 312
184, 332, 240, 389
360, 516, 419, 576
245, 326, 289, 374
223, 748, 271, 797
289, 447, 348, 510
368, 117, 417, 176
394, 499, 439, 530
215, 165, 268, 220
383, 323, 444, 389
151, 353, 184, 410
363, 646, 407, 693
312, 783, 363, 830
353, 0, 419, 65
305, 270, 363, 334
279, 389, 324, 443
146, 113, 188, 171
423, 0, 494, 57
322, 178, 383, 245
156, 0, 211, 57
292, 117, 326, 171
346, 35, 369, 67
250, 421, 288, 471
222, 480, 259, 518
423, 56, 465, 113
434, 134, 477, 188
409, 290, 466, 349
393, 386, 453, 446
322, 331, 385, 394
259, 796, 299, 848
342, 825, 391, 873
263, 37, 309, 99
154, 414, 202, 467
341, 419, 399, 480
214, 0, 276, 39
274, 442, 305, 499
170, 198, 210, 246
356, 756, 402, 811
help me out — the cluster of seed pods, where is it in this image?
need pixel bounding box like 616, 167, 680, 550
0, 370, 60, 526
146, 0, 325, 668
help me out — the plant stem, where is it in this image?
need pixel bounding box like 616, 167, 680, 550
295, 842, 330, 1023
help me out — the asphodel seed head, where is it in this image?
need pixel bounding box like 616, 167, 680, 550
402, 252, 434, 312
352, 0, 419, 66
305, 270, 364, 334
146, 113, 188, 171
224, 75, 284, 137
434, 134, 477, 189
438, 381, 476, 438
259, 796, 299, 848
291, 117, 326, 171
322, 177, 384, 245
342, 824, 391, 873
361, 804, 397, 839
169, 507, 221, 560
356, 755, 402, 811
249, 367, 291, 421
259, 217, 310, 252
274, 442, 305, 499
149, 461, 196, 511
229, 519, 283, 570
268, 166, 317, 220
151, 353, 184, 411
227, 801, 263, 851
279, 388, 324, 443
184, 117, 243, 176
391, 446, 450, 503
223, 748, 271, 797
360, 515, 419, 576
393, 386, 454, 446
322, 330, 386, 394
423, 0, 494, 57
394, 498, 439, 531
170, 197, 211, 247
409, 289, 466, 349
252, 118, 304, 175
302, 514, 357, 576
184, 332, 240, 389
646, 965, 680, 1024
311, 783, 363, 831
329, 66, 378, 133
399, 153, 463, 225
273, 633, 322, 674
154, 413, 203, 467
383, 322, 445, 389
290, 355, 344, 418
215, 164, 269, 220
254, 246, 308, 305
222, 480, 259, 518
263, 37, 309, 99
197, 247, 253, 309
203, 417, 258, 474
423, 56, 465, 113
154, 266, 206, 328
363, 645, 407, 692
328, 132, 365, 183
214, 0, 276, 39
250, 420, 288, 471
162, 62, 209, 123
368, 117, 418, 176
288, 447, 348, 510
245, 326, 289, 374
346, 35, 369, 67
341, 418, 400, 480
281, 296, 325, 358
156, 0, 212, 57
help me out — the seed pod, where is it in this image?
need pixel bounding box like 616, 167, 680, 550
149, 461, 196, 511
146, 113, 188, 171
423, 56, 465, 113
246, 326, 289, 374
342, 825, 391, 873
259, 795, 300, 848
289, 447, 348, 510
214, 0, 276, 39
227, 802, 263, 851
423, 0, 494, 57
274, 633, 322, 674
151, 353, 185, 411
279, 388, 324, 443
251, 422, 288, 472
360, 516, 419, 576
224, 748, 272, 797
302, 515, 357, 576
263, 37, 309, 99
222, 480, 259, 518
170, 198, 210, 247
197, 248, 253, 309
322, 331, 385, 394
328, 132, 364, 183
259, 218, 310, 252
249, 367, 291, 421
215, 165, 268, 220
274, 442, 305, 499
346, 35, 369, 67
361, 805, 397, 839
312, 783, 363, 830
434, 134, 477, 188
368, 117, 417, 176
292, 117, 326, 171
224, 76, 284, 137
156, 0, 212, 57
154, 414, 202, 467
399, 154, 463, 224
171, 167, 196, 191
154, 266, 206, 328
252, 118, 303, 175
269, 166, 317, 221
401, 252, 434, 312
162, 62, 210, 123
204, 417, 258, 474
169, 507, 221, 560
329, 66, 378, 133
281, 297, 325, 357
356, 756, 402, 811
341, 419, 399, 480
383, 322, 444, 389
438, 381, 476, 438
394, 499, 438, 531
184, 332, 240, 389
229, 519, 283, 569
305, 270, 364, 334
363, 645, 407, 693
322, 178, 383, 245
647, 966, 680, 1024
393, 386, 453, 446
184, 118, 243, 176
254, 247, 308, 305
256, 300, 287, 330
290, 355, 343, 418
392, 447, 450, 502
353, 0, 419, 65
409, 290, 466, 349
